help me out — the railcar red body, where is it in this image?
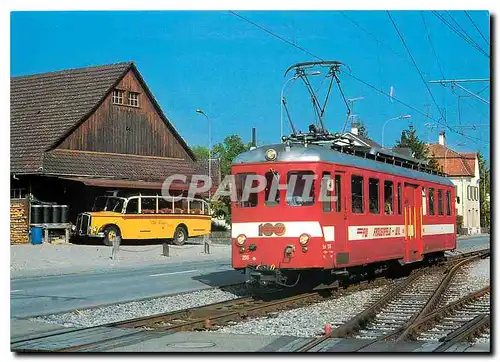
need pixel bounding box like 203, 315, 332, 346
231, 143, 456, 287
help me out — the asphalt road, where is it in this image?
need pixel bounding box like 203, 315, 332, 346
11, 234, 489, 319
11, 258, 245, 318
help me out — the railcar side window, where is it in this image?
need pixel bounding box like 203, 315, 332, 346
335, 175, 342, 212
264, 171, 280, 206
286, 171, 315, 206
235, 173, 258, 208
429, 188, 435, 215
397, 183, 402, 215
369, 178, 380, 214
321, 172, 332, 212
351, 175, 364, 214
438, 190, 444, 215
422, 187, 427, 215
384, 181, 394, 215
446, 191, 452, 216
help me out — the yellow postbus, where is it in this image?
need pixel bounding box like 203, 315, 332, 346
74, 195, 211, 246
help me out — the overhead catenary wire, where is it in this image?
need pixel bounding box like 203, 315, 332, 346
420, 11, 445, 80
445, 11, 486, 52
386, 11, 446, 123
227, 10, 489, 145
432, 11, 489, 58
464, 11, 490, 46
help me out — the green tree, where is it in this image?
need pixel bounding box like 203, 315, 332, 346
212, 135, 251, 178
191, 145, 209, 162
357, 122, 368, 137
478, 152, 490, 229
395, 126, 440, 172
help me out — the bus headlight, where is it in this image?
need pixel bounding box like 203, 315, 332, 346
235, 234, 247, 246
299, 233, 310, 246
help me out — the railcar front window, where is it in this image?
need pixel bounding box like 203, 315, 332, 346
235, 173, 258, 208
286, 171, 315, 206
384, 181, 394, 215
369, 178, 380, 214
429, 188, 435, 215
438, 190, 444, 215
351, 175, 364, 214
446, 191, 452, 216
265, 171, 280, 206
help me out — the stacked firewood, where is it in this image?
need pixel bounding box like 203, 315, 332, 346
11, 200, 29, 244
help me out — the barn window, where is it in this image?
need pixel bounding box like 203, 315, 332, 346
321, 172, 332, 212
128, 91, 140, 107
446, 191, 452, 215
335, 175, 342, 212
112, 89, 125, 104
397, 183, 402, 215
438, 190, 444, 215
351, 175, 364, 214
287, 171, 315, 206
384, 181, 394, 215
264, 171, 280, 206
429, 188, 435, 215
369, 178, 380, 214
235, 173, 258, 208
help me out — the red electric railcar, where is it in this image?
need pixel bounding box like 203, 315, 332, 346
231, 142, 456, 287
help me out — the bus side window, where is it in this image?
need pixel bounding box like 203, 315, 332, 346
335, 174, 342, 212
384, 180, 393, 215
351, 175, 364, 214
126, 198, 138, 214
369, 178, 380, 214
397, 182, 402, 215
429, 188, 435, 215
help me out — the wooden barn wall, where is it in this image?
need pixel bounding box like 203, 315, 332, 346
58, 70, 192, 160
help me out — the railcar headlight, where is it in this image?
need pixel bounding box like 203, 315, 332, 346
235, 234, 247, 246
299, 233, 310, 246
265, 148, 277, 161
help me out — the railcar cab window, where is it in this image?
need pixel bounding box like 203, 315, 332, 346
235, 173, 258, 208
384, 181, 394, 215
351, 175, 364, 214
446, 191, 452, 216
264, 171, 280, 206
321, 172, 332, 212
286, 171, 315, 206
369, 178, 380, 214
437, 190, 444, 215
429, 188, 435, 215
335, 175, 342, 212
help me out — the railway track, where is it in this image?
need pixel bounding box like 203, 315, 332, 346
294, 248, 490, 352
12, 248, 489, 352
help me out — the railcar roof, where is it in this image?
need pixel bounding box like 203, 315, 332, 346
233, 144, 454, 187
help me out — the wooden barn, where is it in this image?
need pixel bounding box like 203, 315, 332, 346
10, 62, 205, 243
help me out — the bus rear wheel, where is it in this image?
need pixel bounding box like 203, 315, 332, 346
172, 226, 187, 246
103, 226, 120, 247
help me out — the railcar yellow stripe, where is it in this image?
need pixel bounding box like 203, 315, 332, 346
414, 207, 417, 238
420, 206, 423, 236
404, 207, 408, 241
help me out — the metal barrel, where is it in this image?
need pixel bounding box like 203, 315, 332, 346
31, 204, 42, 224
42, 205, 52, 224
60, 205, 69, 223
52, 205, 61, 224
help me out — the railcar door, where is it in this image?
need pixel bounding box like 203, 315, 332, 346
403, 183, 423, 263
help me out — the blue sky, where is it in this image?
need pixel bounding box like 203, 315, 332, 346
11, 10, 490, 163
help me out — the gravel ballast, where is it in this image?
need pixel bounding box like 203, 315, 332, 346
217, 286, 387, 338
31, 287, 242, 327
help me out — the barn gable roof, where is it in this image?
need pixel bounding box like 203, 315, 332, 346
11, 62, 195, 176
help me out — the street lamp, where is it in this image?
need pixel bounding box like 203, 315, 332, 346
381, 114, 412, 148
280, 71, 321, 139
196, 109, 211, 199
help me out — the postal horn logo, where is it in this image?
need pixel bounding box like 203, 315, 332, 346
258, 222, 286, 236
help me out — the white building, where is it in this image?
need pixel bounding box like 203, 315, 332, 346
427, 132, 481, 234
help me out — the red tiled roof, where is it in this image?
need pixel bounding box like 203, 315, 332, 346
426, 143, 476, 177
